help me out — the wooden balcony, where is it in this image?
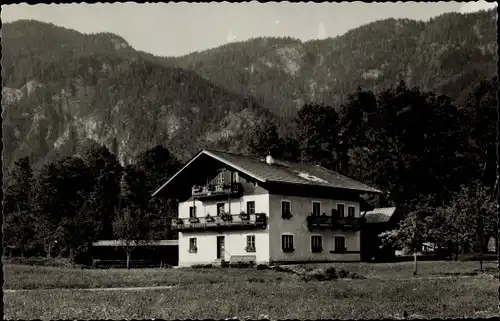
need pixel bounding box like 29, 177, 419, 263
172, 213, 267, 232
306, 214, 365, 231
191, 183, 243, 199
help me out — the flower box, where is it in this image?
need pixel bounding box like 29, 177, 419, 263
245, 246, 256, 253
239, 211, 250, 220
282, 211, 293, 219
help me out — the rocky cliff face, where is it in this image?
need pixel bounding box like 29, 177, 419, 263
2, 9, 497, 169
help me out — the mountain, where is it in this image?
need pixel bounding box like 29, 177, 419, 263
2, 20, 271, 169
174, 10, 497, 121
2, 10, 497, 169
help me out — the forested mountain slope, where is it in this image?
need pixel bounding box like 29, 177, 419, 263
175, 10, 496, 119
2, 9, 496, 169
2, 20, 271, 169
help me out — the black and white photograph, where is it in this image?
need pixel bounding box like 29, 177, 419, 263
1, 1, 499, 319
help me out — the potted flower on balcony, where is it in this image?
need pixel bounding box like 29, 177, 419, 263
189, 216, 200, 223
189, 246, 198, 253
176, 218, 184, 225
255, 213, 267, 225
205, 214, 215, 223
192, 185, 203, 193
221, 211, 233, 222
245, 245, 256, 253
239, 211, 250, 221
207, 184, 216, 192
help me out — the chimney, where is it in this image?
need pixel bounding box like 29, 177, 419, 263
265, 154, 274, 165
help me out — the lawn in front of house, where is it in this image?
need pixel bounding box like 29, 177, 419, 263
290, 260, 498, 278
3, 260, 497, 290
3, 263, 297, 290
4, 277, 499, 319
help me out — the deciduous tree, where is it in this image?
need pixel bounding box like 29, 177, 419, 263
112, 206, 150, 269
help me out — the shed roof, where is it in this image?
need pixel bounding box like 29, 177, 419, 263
364, 207, 397, 223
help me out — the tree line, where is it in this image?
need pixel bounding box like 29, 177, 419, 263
3, 77, 497, 269
3, 144, 181, 266
245, 78, 497, 271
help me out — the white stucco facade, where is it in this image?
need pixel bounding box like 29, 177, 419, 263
177, 191, 362, 266
177, 193, 270, 267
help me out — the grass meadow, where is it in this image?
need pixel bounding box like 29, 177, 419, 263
3, 260, 499, 319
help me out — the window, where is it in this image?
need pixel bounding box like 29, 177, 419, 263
334, 236, 346, 253
233, 172, 239, 183
282, 201, 292, 218
312, 201, 321, 216
189, 238, 197, 253
337, 204, 345, 217
189, 206, 197, 218
347, 206, 355, 218
246, 201, 255, 215
246, 235, 256, 252
281, 234, 294, 252
217, 203, 225, 215
217, 171, 224, 185
311, 235, 323, 253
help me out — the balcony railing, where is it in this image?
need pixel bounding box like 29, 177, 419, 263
307, 214, 365, 231
172, 213, 267, 232
191, 183, 243, 199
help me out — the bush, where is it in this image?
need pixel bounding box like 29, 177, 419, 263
337, 268, 349, 279
256, 264, 270, 270
274, 265, 295, 273
324, 267, 337, 277
230, 262, 255, 268
297, 266, 367, 282
301, 268, 338, 282
192, 264, 213, 269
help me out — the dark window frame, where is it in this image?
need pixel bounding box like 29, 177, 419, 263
281, 234, 294, 252
311, 235, 323, 253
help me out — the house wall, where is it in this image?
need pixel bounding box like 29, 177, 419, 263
268, 194, 361, 263
178, 229, 270, 267
177, 180, 270, 267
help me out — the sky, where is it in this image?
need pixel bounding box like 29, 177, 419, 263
1, 1, 498, 57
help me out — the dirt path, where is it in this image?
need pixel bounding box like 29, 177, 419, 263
4, 285, 176, 293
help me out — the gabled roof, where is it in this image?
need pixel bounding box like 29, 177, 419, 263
152, 149, 382, 196
364, 207, 397, 224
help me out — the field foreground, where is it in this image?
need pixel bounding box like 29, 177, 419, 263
3, 261, 499, 319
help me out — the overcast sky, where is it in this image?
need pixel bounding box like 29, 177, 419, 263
2, 1, 497, 57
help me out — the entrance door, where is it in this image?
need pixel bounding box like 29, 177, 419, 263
217, 236, 225, 260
